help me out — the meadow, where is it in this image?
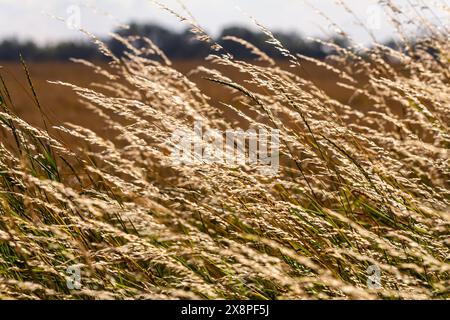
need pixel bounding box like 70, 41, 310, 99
0, 2, 449, 300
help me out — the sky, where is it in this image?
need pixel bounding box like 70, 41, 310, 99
0, 0, 448, 44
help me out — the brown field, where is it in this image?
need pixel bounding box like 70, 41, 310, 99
0, 60, 352, 134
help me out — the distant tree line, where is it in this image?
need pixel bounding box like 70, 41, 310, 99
0, 23, 358, 61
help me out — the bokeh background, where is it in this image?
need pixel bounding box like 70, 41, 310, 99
0, 0, 448, 137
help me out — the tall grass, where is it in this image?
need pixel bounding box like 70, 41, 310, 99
0, 1, 448, 299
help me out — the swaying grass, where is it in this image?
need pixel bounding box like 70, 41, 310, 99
0, 1, 449, 299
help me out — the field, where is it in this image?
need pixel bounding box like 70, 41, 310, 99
0, 60, 350, 129
0, 5, 449, 300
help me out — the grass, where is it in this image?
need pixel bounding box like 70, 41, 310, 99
0, 1, 449, 299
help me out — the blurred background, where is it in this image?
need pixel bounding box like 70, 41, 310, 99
2, 0, 447, 45
0, 0, 448, 132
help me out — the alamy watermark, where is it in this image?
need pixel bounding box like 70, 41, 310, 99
169, 122, 280, 174
66, 4, 82, 30
366, 264, 382, 289
66, 265, 81, 290
366, 4, 383, 31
